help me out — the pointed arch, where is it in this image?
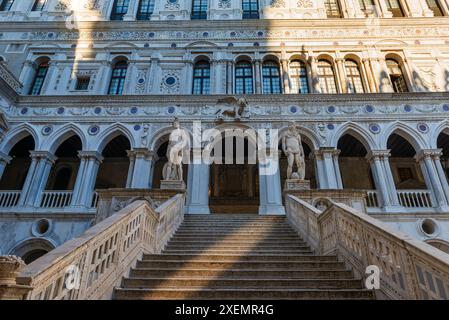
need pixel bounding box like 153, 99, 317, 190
382, 122, 427, 151
95, 123, 135, 153
277, 125, 320, 150
44, 123, 87, 153
0, 123, 39, 154
431, 120, 449, 149
149, 125, 193, 152
331, 122, 376, 151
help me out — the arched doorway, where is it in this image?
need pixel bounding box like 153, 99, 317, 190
10, 238, 54, 265
0, 135, 35, 191
337, 134, 375, 190
387, 133, 431, 207
95, 135, 131, 189
46, 136, 82, 191
209, 134, 259, 213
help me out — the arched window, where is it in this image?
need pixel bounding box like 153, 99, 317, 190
110, 0, 130, 21
317, 60, 338, 94
386, 59, 408, 93
427, 0, 444, 16
289, 60, 309, 94
235, 61, 253, 94
358, 0, 375, 13
29, 60, 49, 95
136, 0, 154, 20
32, 0, 46, 11
191, 0, 207, 20
0, 0, 14, 11
262, 60, 282, 94
345, 59, 365, 93
324, 0, 341, 18
192, 60, 210, 95
108, 60, 128, 95
385, 0, 405, 17
242, 0, 259, 19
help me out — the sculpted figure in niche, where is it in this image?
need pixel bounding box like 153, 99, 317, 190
163, 118, 189, 181
282, 122, 306, 180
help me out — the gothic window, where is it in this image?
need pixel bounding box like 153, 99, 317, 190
242, 0, 259, 19
0, 0, 14, 11
317, 60, 338, 94
137, 0, 155, 20
191, 0, 208, 20
32, 0, 46, 11
235, 61, 254, 94
29, 60, 49, 95
108, 60, 128, 95
386, 58, 408, 93
426, 0, 444, 16
289, 60, 309, 94
192, 60, 210, 94
110, 0, 130, 21
385, 0, 405, 17
324, 0, 341, 18
262, 61, 282, 94
345, 59, 365, 93
358, 0, 375, 13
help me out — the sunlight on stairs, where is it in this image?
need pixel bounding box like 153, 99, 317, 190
114, 214, 374, 300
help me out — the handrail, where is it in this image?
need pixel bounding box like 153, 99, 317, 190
286, 194, 449, 300
8, 193, 184, 300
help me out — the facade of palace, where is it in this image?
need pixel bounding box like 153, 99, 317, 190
1, 0, 449, 264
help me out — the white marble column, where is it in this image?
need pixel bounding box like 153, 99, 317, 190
19, 61, 37, 95
126, 149, 156, 189
281, 59, 290, 94
226, 60, 234, 94
335, 58, 347, 93
416, 149, 449, 210
367, 150, 401, 209
71, 151, 103, 208
254, 59, 262, 94
186, 149, 210, 214
18, 151, 57, 207
309, 56, 321, 93
314, 148, 342, 189
0, 151, 12, 181
124, 0, 138, 20
258, 153, 285, 215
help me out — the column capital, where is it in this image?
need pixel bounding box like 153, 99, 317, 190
0, 151, 12, 165
366, 150, 391, 161
415, 149, 443, 162
314, 147, 340, 159
78, 151, 104, 163
29, 151, 58, 164
127, 148, 157, 160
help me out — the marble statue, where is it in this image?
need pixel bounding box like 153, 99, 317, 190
282, 122, 306, 180
163, 118, 188, 181
215, 96, 248, 120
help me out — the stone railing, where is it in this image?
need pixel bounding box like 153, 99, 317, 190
365, 190, 379, 208
286, 194, 449, 300
40, 191, 73, 208
397, 190, 434, 208
0, 191, 21, 208
0, 193, 184, 300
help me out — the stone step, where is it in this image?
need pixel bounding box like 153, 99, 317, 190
164, 245, 312, 251
114, 288, 374, 300
167, 240, 308, 246
121, 277, 364, 290
170, 236, 305, 241
135, 260, 345, 270
129, 268, 355, 279
173, 231, 300, 236
163, 249, 314, 254
142, 254, 335, 262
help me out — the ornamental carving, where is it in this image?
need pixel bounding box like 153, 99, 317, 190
271, 0, 286, 8
297, 0, 313, 8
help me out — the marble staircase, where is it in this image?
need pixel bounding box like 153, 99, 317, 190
114, 214, 374, 300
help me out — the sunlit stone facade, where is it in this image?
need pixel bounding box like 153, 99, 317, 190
1, 0, 449, 263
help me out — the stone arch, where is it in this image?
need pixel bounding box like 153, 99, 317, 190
343, 53, 364, 63
95, 123, 135, 153
234, 54, 253, 63
261, 53, 281, 63
104, 41, 139, 49
185, 40, 219, 49
331, 122, 376, 151
149, 124, 193, 152
382, 122, 427, 151
277, 125, 320, 151
193, 54, 212, 64
8, 237, 56, 264
316, 53, 336, 63
44, 123, 87, 153
431, 120, 449, 149
0, 124, 39, 154
288, 53, 308, 64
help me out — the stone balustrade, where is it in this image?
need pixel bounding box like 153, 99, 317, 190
40, 191, 73, 208
0, 193, 185, 300
285, 194, 449, 300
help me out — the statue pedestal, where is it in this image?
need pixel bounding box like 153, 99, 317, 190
284, 179, 311, 192
161, 180, 186, 191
